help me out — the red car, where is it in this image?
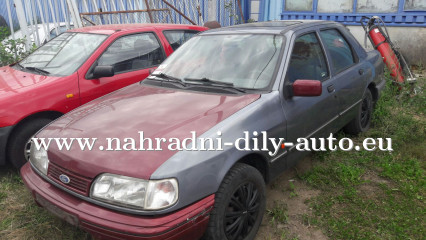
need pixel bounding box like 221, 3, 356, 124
0, 23, 207, 168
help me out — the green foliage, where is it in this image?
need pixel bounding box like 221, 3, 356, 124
0, 26, 36, 67
267, 201, 288, 224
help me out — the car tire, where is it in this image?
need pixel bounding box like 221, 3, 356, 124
344, 89, 373, 135
204, 163, 266, 240
7, 118, 52, 169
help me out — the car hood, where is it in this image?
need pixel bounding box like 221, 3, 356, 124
0, 65, 59, 97
39, 84, 260, 179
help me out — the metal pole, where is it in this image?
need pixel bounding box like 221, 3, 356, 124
5, 0, 15, 40
65, 0, 83, 28
237, 0, 244, 23
162, 0, 196, 25
48, 0, 60, 35
60, 0, 71, 29
207, 0, 216, 22
144, 0, 153, 23
13, 0, 31, 50
30, 0, 41, 46
36, 0, 49, 42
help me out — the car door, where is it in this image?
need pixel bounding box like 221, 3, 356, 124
318, 28, 368, 127
280, 29, 340, 168
78, 32, 166, 105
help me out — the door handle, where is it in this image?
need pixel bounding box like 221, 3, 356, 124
327, 85, 335, 93
359, 69, 364, 75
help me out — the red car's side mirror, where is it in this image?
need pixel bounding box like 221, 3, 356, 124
292, 80, 322, 96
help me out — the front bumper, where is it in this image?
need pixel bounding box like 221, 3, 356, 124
21, 163, 214, 240
0, 125, 13, 165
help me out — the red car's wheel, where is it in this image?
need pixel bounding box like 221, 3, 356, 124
7, 118, 51, 168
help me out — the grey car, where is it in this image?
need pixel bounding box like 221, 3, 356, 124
22, 21, 384, 240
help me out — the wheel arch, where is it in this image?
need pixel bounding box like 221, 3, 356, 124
235, 153, 270, 184
6, 110, 63, 152
367, 82, 379, 103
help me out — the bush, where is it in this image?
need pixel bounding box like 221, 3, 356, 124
0, 26, 35, 67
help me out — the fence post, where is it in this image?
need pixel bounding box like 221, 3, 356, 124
208, 0, 217, 21
13, 0, 31, 50
66, 0, 83, 28
5, 0, 15, 40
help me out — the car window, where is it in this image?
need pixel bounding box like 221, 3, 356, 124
163, 30, 199, 51
20, 32, 107, 76
158, 34, 284, 90
97, 33, 165, 74
49, 25, 70, 39
287, 33, 329, 83
319, 29, 355, 74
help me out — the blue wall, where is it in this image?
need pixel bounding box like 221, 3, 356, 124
269, 0, 426, 27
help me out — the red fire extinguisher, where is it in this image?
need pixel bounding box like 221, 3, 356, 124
361, 16, 415, 86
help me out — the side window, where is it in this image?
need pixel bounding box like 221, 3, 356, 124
97, 33, 165, 74
319, 29, 355, 73
287, 33, 329, 83
49, 26, 69, 39
163, 30, 199, 51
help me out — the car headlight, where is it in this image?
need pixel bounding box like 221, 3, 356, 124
29, 141, 49, 175
91, 173, 178, 210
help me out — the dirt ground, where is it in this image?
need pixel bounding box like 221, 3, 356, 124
255, 157, 328, 240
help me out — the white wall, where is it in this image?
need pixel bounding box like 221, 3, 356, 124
347, 25, 426, 65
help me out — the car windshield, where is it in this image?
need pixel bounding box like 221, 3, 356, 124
19, 32, 107, 76
157, 34, 284, 89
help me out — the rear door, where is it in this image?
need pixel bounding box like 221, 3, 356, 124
318, 27, 368, 126
78, 31, 166, 105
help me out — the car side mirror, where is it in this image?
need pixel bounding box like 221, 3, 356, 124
292, 80, 322, 96
92, 65, 114, 79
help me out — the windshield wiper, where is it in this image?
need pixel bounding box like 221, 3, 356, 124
150, 73, 186, 86
184, 77, 247, 93
184, 77, 234, 86
24, 66, 50, 75
151, 73, 182, 82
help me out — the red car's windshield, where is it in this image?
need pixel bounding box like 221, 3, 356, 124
20, 32, 107, 76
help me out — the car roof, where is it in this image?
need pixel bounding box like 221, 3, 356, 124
201, 20, 339, 35
68, 23, 206, 35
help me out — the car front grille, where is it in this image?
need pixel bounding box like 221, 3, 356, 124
48, 162, 92, 196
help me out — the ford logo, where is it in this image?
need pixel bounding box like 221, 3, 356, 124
59, 174, 71, 184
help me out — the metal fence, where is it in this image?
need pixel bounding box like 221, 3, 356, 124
1, 0, 244, 49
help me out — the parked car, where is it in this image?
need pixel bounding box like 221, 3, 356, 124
0, 23, 207, 168
21, 21, 385, 239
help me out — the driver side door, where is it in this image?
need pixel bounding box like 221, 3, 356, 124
281, 29, 340, 168
78, 32, 166, 105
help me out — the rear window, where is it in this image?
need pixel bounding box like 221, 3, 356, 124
163, 30, 199, 51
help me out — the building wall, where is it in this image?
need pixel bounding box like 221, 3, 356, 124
259, 0, 426, 64
348, 26, 426, 65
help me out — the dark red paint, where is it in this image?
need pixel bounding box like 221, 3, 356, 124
292, 79, 322, 96
21, 163, 214, 240
38, 85, 260, 180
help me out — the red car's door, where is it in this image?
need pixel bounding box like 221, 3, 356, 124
77, 30, 167, 105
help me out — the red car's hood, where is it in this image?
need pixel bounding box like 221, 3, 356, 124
39, 84, 260, 179
0, 65, 59, 97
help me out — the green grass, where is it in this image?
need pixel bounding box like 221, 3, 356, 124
0, 74, 424, 240
267, 201, 289, 224
301, 75, 426, 239
0, 167, 88, 239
